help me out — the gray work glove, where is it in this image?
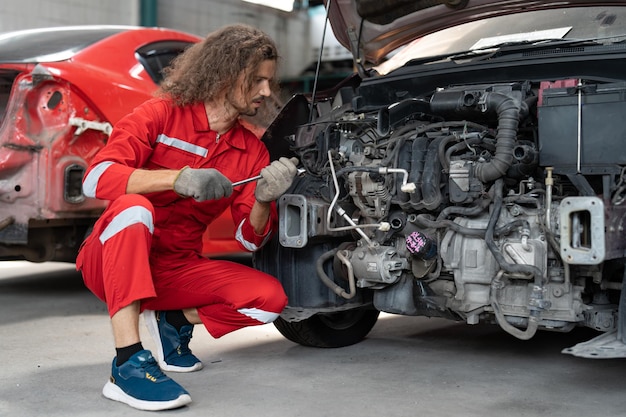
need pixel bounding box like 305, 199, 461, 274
173, 167, 233, 201
254, 157, 300, 203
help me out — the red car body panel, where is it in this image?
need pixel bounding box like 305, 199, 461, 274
0, 26, 242, 261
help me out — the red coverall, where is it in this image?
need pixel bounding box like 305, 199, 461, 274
76, 98, 287, 338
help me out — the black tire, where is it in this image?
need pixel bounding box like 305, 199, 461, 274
274, 307, 380, 348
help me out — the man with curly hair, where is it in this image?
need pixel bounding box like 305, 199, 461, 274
76, 24, 299, 411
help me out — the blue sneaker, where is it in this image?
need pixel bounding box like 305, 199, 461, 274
143, 310, 203, 372
102, 350, 191, 411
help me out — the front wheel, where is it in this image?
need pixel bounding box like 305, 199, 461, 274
274, 307, 380, 348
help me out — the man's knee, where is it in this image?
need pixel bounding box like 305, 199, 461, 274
98, 195, 155, 244
259, 277, 288, 313
109, 194, 155, 214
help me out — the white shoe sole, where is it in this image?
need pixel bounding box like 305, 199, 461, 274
142, 310, 204, 373
102, 381, 191, 411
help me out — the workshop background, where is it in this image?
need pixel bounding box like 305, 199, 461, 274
0, 0, 354, 91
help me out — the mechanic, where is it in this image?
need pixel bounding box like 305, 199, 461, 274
76, 24, 299, 411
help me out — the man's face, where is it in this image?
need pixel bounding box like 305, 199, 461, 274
228, 59, 276, 117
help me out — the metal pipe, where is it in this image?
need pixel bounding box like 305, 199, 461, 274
577, 80, 583, 173
491, 271, 539, 340
545, 166, 554, 231
139, 0, 158, 27
336, 250, 357, 299
315, 248, 356, 299
326, 151, 387, 242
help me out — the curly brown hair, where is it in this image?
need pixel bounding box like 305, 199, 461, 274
158, 24, 280, 107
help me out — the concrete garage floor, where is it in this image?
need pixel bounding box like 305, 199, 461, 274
1, 261, 626, 417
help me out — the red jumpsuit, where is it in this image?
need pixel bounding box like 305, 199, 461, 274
76, 98, 287, 338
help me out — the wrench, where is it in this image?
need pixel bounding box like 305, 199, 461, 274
232, 167, 306, 187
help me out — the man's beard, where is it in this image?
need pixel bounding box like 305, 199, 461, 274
240, 106, 259, 117
227, 91, 262, 117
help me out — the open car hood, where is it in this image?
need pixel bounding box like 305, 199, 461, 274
326, 0, 626, 64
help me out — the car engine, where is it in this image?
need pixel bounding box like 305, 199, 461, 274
257, 77, 626, 354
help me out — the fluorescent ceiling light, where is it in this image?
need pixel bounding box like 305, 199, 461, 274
242, 0, 294, 12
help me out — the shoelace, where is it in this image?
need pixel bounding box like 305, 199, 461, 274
140, 356, 168, 380
177, 328, 193, 355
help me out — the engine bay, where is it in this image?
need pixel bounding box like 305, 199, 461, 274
258, 76, 626, 350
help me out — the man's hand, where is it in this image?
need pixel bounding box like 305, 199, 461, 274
255, 157, 300, 203
173, 167, 233, 201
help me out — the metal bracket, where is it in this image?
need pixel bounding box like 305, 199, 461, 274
559, 196, 605, 264
563, 269, 626, 358
279, 194, 308, 248
69, 117, 112, 136
562, 330, 626, 359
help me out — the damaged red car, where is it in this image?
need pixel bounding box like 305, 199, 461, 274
0, 26, 242, 262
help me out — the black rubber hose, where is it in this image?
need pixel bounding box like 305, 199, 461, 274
473, 93, 521, 183
438, 135, 458, 172
442, 136, 483, 172
335, 166, 379, 177
413, 214, 529, 238
491, 272, 539, 340
484, 179, 544, 285
316, 248, 353, 299
436, 198, 490, 221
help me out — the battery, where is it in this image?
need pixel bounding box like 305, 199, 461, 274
538, 81, 626, 170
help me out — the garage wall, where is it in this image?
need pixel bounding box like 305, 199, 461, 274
0, 0, 138, 30
156, 0, 311, 78
0, 0, 313, 78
